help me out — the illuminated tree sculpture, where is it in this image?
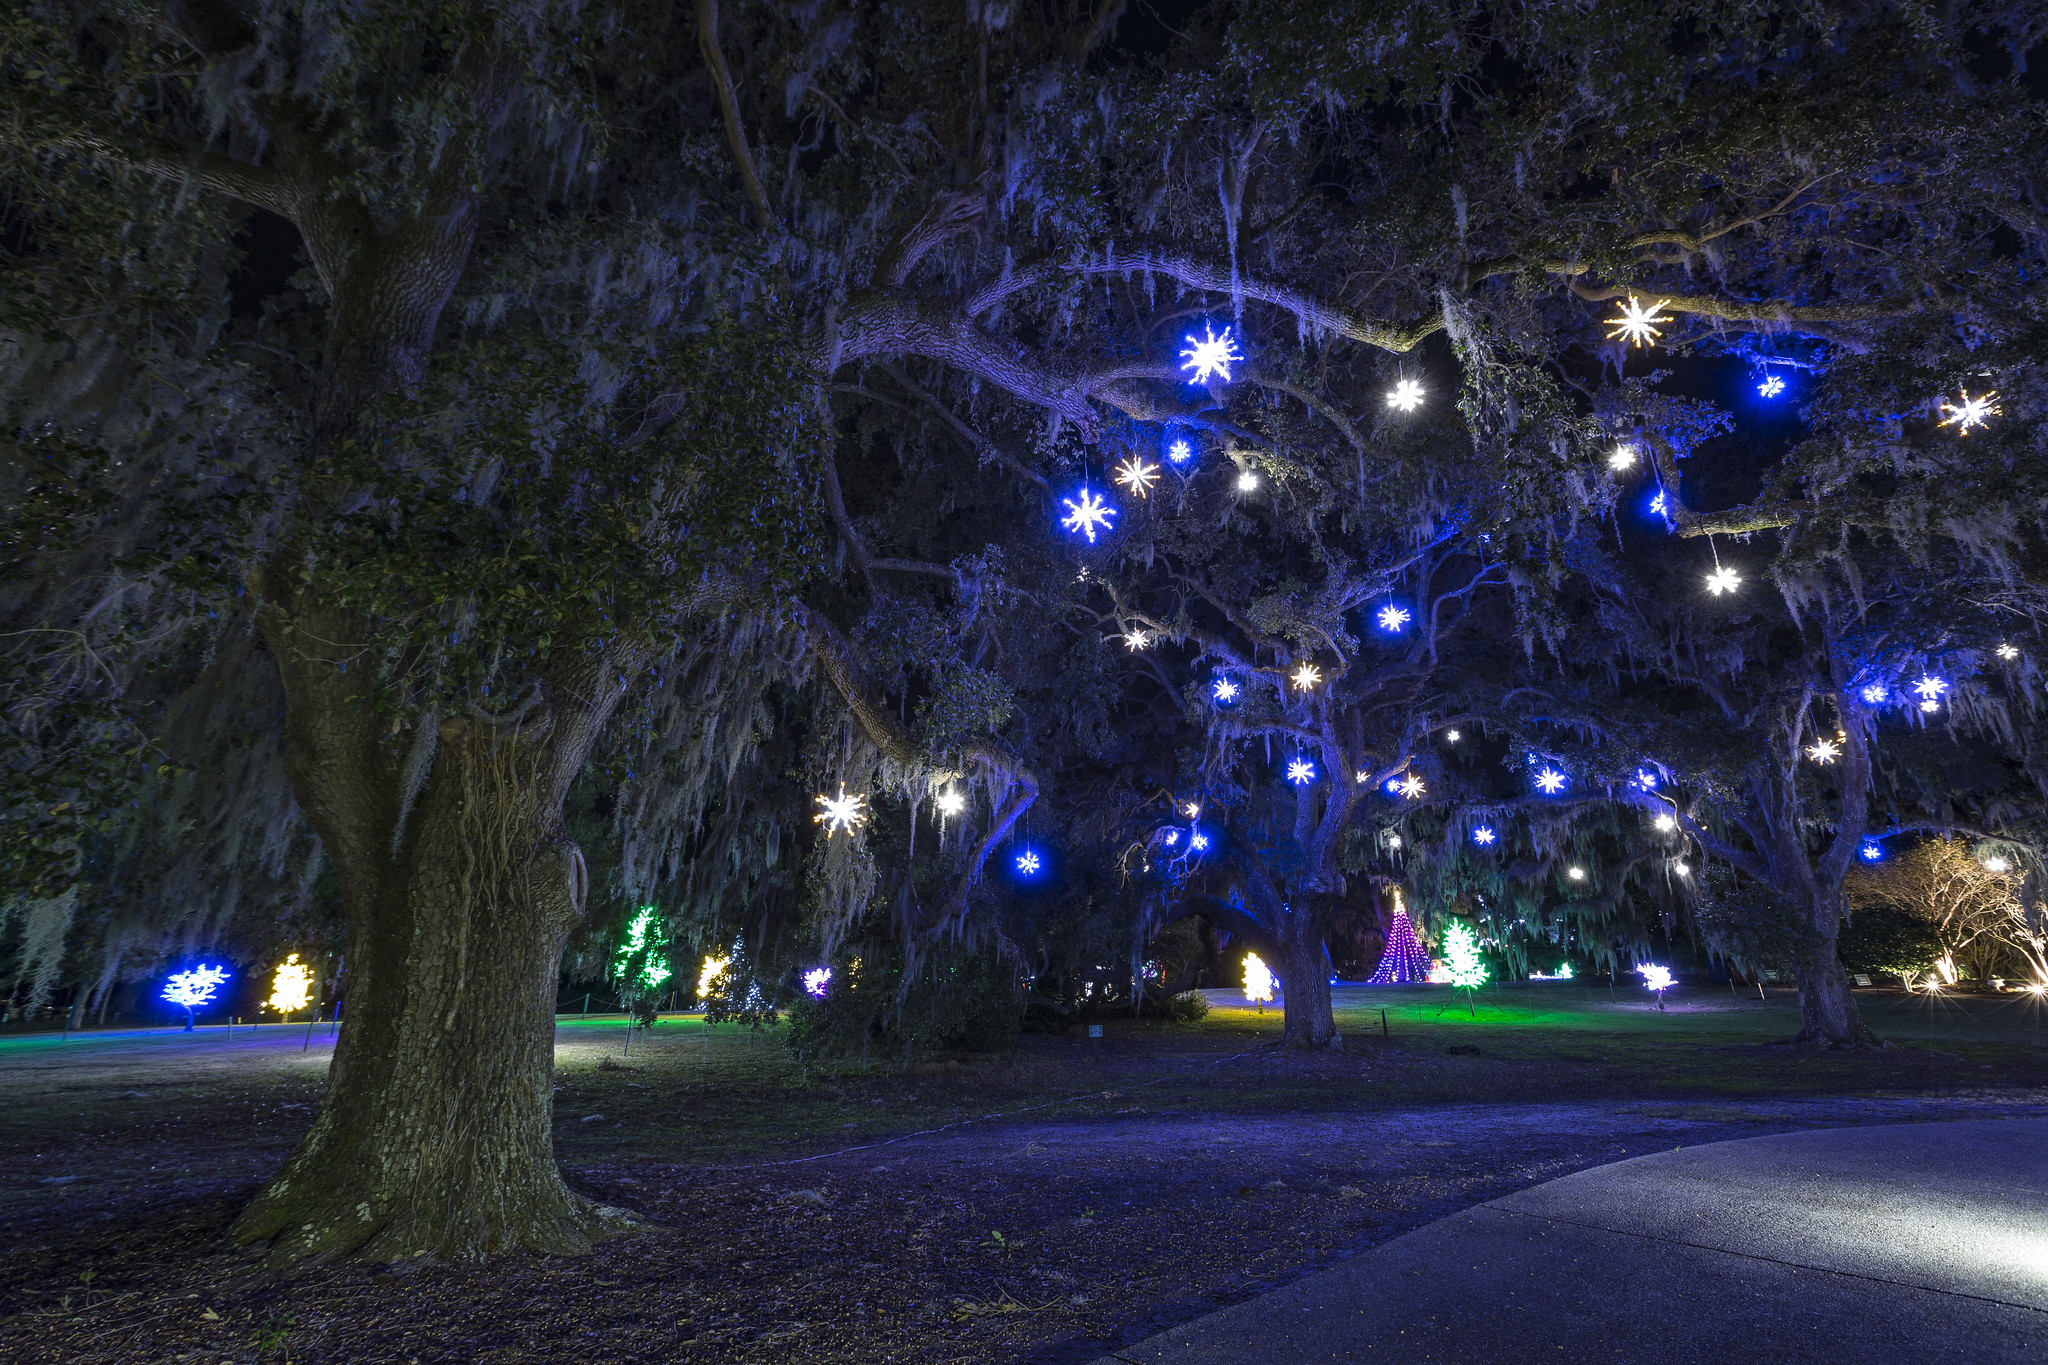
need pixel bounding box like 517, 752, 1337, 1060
1242, 952, 1276, 1013
1367, 890, 1435, 984
613, 908, 673, 1026
163, 965, 229, 1032
267, 954, 314, 1022
1443, 924, 1489, 1016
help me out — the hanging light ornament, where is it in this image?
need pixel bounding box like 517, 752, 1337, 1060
814, 786, 868, 835
1653, 813, 1678, 833
1567, 866, 1586, 881
1938, 388, 1999, 434
1706, 564, 1742, 596
1635, 769, 1660, 790
1386, 378, 1425, 412
1606, 296, 1672, 348
1123, 628, 1150, 650
1913, 675, 1949, 703
1376, 603, 1411, 632
1114, 458, 1160, 498
1291, 661, 1322, 690
1445, 729, 1461, 742
1861, 683, 1889, 703
1190, 832, 1210, 851
1534, 766, 1567, 795
1167, 437, 1195, 465
1805, 738, 1840, 764
1061, 487, 1117, 543
1179, 323, 1242, 383
1860, 841, 1885, 862
803, 967, 833, 997
1398, 774, 1426, 799
1162, 829, 1180, 846
1015, 849, 1043, 875
935, 788, 966, 818
1608, 445, 1638, 470
1649, 490, 1669, 516
1997, 643, 2020, 661
1758, 374, 1786, 398
1671, 859, 1692, 876
1471, 825, 1497, 846
1236, 469, 1260, 492
1287, 757, 1317, 785
1184, 802, 1202, 818
1212, 678, 1240, 704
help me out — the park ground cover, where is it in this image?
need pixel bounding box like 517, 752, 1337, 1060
4, 982, 2046, 1364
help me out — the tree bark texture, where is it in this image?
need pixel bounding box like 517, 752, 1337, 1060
230, 589, 641, 1263
1279, 897, 1341, 1049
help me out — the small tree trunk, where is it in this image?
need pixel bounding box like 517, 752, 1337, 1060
1279, 901, 1340, 1049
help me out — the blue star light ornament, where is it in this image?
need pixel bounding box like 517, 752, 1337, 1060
1472, 826, 1497, 847
1534, 767, 1568, 795
1061, 486, 1117, 544
1165, 435, 1195, 465
1861, 683, 1889, 704
1376, 603, 1411, 633
1015, 849, 1043, 876
1758, 374, 1786, 398
1287, 757, 1316, 785
1860, 841, 1885, 862
1179, 324, 1243, 384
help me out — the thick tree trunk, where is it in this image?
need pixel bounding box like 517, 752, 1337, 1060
1791, 895, 1885, 1050
1279, 900, 1340, 1049
231, 590, 642, 1264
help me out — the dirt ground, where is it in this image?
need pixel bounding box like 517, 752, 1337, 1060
5, 982, 2047, 1364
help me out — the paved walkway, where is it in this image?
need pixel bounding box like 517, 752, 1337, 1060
1093, 1118, 2048, 1364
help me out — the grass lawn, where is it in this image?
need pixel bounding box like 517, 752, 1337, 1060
4, 981, 2044, 1364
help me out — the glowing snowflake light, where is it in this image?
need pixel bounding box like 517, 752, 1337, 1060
1606, 296, 1672, 348
1398, 774, 1426, 799
1123, 629, 1150, 650
1637, 964, 1675, 995
1706, 565, 1742, 596
1387, 378, 1425, 412
1861, 684, 1888, 704
1236, 470, 1260, 492
803, 967, 833, 998
1287, 757, 1316, 785
1166, 437, 1194, 465
1472, 825, 1497, 846
1212, 678, 1239, 704
1938, 388, 2000, 434
162, 964, 228, 1028
1190, 833, 1210, 851
1913, 675, 1949, 701
1608, 445, 1638, 471
1376, 603, 1411, 632
1654, 814, 1678, 833
1567, 866, 1586, 881
1061, 486, 1118, 544
1184, 802, 1202, 818
1806, 738, 1840, 764
1163, 830, 1180, 846
1534, 767, 1567, 795
1671, 859, 1692, 876
1861, 841, 1885, 862
1241, 952, 1276, 1005
1291, 661, 1321, 691
814, 786, 867, 835
1386, 833, 1403, 850
1384, 777, 1404, 795
1997, 643, 2020, 661
266, 954, 313, 1017
934, 788, 966, 818
1445, 729, 1461, 742
1114, 458, 1160, 498
1649, 490, 1668, 516
1179, 323, 1243, 384
1921, 699, 1940, 713
1758, 374, 1786, 398
1015, 849, 1042, 875
1635, 769, 1660, 790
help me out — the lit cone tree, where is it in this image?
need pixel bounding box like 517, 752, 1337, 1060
1367, 890, 1436, 985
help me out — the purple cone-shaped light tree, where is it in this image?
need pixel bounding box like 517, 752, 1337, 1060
1367, 890, 1435, 984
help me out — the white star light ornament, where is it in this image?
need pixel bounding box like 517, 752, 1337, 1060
1608, 445, 1638, 471
1061, 487, 1117, 544
814, 787, 868, 835
1805, 738, 1840, 764
1567, 866, 1586, 881
1758, 374, 1786, 398
1376, 603, 1411, 633
1913, 675, 1949, 701
1162, 830, 1180, 846
1938, 388, 2000, 434
1190, 833, 1210, 850
1534, 767, 1567, 795
1166, 437, 1194, 465
1236, 470, 1260, 492
1212, 678, 1240, 704
1861, 684, 1888, 704
1387, 379, 1425, 412
1606, 296, 1672, 348
1649, 490, 1669, 516
934, 788, 966, 818
1291, 662, 1322, 691
1123, 629, 1150, 650
1997, 643, 2020, 661
1114, 458, 1160, 498
1183, 802, 1202, 818
1445, 729, 1461, 742
1706, 565, 1742, 596
1398, 774, 1426, 799
1287, 757, 1316, 785
1016, 850, 1042, 875
1179, 324, 1243, 384
1653, 814, 1677, 833
1634, 769, 1659, 791
1472, 826, 1497, 847
1672, 860, 1692, 876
